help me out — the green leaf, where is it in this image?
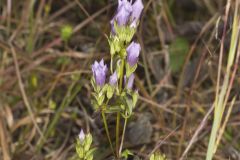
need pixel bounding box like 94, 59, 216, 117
106, 106, 121, 113
149, 152, 167, 160
126, 63, 137, 77
48, 99, 56, 110
123, 97, 133, 118
169, 37, 189, 73
121, 149, 133, 159
90, 78, 97, 92
97, 94, 105, 106
61, 25, 73, 41
132, 91, 138, 107
84, 134, 93, 151
30, 74, 38, 88
85, 148, 96, 160
150, 154, 155, 160
76, 142, 84, 158
125, 26, 136, 43
106, 85, 114, 99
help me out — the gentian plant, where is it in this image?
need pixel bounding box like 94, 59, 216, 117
75, 130, 95, 160
77, 0, 144, 159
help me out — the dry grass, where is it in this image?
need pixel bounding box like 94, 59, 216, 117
0, 0, 240, 160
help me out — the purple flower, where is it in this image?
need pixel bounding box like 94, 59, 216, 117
126, 74, 135, 89
117, 0, 124, 11
110, 19, 115, 34
130, 0, 144, 27
109, 71, 118, 86
127, 42, 141, 66
114, 0, 132, 26
92, 59, 108, 87
78, 129, 85, 143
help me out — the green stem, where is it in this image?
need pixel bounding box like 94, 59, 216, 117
110, 55, 113, 73
119, 59, 125, 92
116, 59, 125, 158
116, 112, 120, 158
101, 111, 115, 156
119, 116, 128, 155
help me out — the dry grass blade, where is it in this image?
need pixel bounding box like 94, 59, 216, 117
1, 0, 240, 159
206, 0, 240, 159
0, 113, 11, 160
10, 44, 45, 142
180, 105, 214, 160
139, 96, 181, 117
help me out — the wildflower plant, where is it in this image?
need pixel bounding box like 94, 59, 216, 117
90, 0, 144, 158
75, 130, 95, 160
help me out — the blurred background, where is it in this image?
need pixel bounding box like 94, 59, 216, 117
0, 0, 240, 159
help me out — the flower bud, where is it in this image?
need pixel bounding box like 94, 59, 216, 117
92, 59, 108, 87
127, 42, 141, 66
109, 71, 118, 86
125, 74, 135, 89
78, 129, 85, 143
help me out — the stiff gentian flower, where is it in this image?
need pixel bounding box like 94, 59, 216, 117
110, 19, 115, 34
127, 42, 141, 66
92, 59, 108, 87
130, 0, 144, 27
114, 0, 132, 26
109, 71, 118, 86
126, 74, 135, 89
131, 0, 144, 20
79, 129, 85, 143
117, 0, 124, 11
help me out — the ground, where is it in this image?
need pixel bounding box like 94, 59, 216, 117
0, 0, 240, 160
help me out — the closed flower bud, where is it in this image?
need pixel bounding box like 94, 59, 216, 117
127, 42, 141, 66
109, 71, 118, 86
125, 74, 135, 89
78, 129, 85, 143
92, 59, 108, 87
110, 19, 115, 34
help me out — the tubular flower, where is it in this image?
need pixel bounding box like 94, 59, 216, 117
126, 74, 135, 89
130, 0, 144, 27
127, 42, 141, 66
92, 59, 108, 87
109, 71, 118, 86
115, 0, 132, 26
111, 0, 132, 27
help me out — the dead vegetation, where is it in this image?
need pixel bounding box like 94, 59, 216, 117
0, 0, 240, 159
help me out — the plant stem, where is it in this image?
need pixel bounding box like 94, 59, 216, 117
119, 116, 128, 154
116, 112, 120, 158
101, 111, 115, 156
110, 55, 113, 73
119, 59, 125, 92
116, 58, 125, 158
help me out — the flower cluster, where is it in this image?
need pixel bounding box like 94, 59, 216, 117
89, 0, 144, 158
75, 130, 95, 160
91, 0, 143, 117
111, 0, 144, 30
